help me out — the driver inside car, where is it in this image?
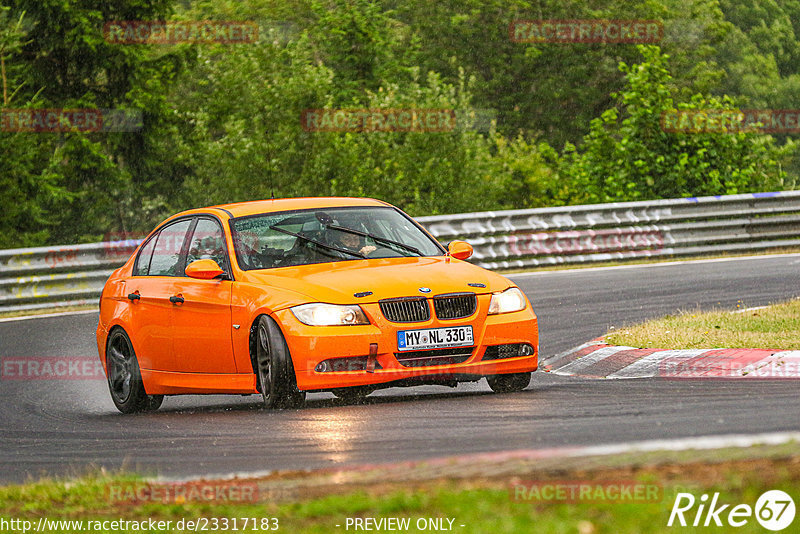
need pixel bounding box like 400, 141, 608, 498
334, 228, 376, 257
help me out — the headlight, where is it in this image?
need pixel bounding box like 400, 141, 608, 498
488, 287, 527, 315
290, 303, 370, 326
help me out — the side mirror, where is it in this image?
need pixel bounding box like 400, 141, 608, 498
185, 259, 226, 280
447, 240, 473, 260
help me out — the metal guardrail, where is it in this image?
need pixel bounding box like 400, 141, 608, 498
2, 191, 800, 312
0, 241, 140, 313
417, 190, 800, 269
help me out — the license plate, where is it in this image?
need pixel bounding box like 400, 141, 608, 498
397, 326, 474, 351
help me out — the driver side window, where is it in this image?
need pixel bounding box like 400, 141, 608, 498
186, 218, 228, 271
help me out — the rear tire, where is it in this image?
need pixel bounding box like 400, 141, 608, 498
486, 372, 531, 393
255, 315, 306, 409
106, 329, 164, 413
331, 386, 374, 403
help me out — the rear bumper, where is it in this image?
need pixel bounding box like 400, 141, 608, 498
275, 302, 539, 391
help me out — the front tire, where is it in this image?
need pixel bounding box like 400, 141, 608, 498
486, 372, 531, 393
106, 329, 164, 413
255, 315, 306, 409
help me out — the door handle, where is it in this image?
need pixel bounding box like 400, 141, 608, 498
169, 295, 184, 304
127, 292, 140, 301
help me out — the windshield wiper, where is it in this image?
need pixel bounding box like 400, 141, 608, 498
268, 224, 366, 259
326, 224, 423, 256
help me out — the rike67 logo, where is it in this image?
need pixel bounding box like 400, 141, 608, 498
668, 490, 795, 531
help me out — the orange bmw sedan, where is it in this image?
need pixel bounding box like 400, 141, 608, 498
96, 198, 539, 413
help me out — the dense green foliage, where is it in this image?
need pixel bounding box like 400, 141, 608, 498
1, 0, 798, 247
553, 46, 795, 203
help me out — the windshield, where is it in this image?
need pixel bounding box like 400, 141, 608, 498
230, 206, 444, 270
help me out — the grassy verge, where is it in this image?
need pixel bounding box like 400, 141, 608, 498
605, 298, 800, 350
2, 447, 799, 533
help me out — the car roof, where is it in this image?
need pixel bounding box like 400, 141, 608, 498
177, 197, 391, 220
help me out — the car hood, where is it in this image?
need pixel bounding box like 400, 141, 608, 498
238, 256, 514, 306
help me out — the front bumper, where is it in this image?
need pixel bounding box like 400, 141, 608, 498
275, 296, 539, 391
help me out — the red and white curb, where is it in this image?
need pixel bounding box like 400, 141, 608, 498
542, 339, 800, 379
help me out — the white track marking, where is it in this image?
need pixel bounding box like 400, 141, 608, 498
569, 431, 800, 457
0, 309, 98, 323
508, 252, 800, 278
733, 306, 767, 313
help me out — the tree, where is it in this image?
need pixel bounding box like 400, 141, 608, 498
553, 45, 795, 204
0, 6, 68, 248
1, 0, 181, 244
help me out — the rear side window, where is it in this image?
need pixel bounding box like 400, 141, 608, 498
133, 237, 156, 276
148, 219, 193, 276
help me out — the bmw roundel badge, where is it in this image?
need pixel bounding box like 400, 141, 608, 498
418, 287, 432, 293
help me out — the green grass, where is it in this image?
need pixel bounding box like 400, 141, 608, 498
605, 298, 800, 350
2, 453, 800, 533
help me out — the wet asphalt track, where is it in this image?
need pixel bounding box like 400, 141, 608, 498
1, 254, 799, 483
